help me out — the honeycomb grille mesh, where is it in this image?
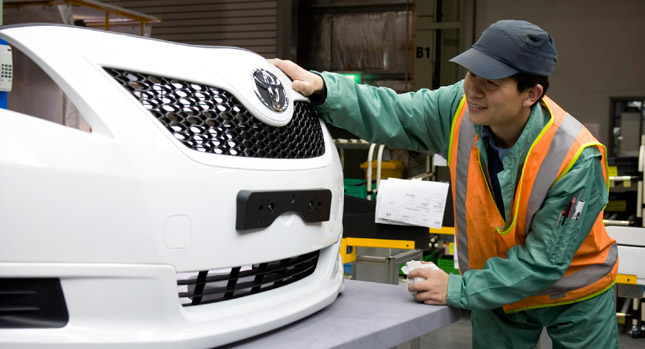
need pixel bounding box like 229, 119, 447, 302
105, 68, 325, 158
176, 250, 319, 306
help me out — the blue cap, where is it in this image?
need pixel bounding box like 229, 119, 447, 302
450, 20, 557, 79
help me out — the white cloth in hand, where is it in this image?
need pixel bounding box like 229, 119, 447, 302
401, 260, 439, 284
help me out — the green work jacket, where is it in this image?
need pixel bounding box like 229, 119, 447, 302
314, 72, 608, 310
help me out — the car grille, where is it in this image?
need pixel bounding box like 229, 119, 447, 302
105, 68, 325, 158
177, 250, 319, 306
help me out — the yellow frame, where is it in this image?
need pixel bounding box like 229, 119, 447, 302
616, 273, 637, 285
340, 237, 416, 264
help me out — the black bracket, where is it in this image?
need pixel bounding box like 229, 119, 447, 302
236, 189, 332, 230
342, 195, 430, 248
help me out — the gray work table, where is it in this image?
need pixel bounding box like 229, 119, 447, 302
224, 279, 460, 349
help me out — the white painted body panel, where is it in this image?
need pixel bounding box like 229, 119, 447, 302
0, 24, 344, 347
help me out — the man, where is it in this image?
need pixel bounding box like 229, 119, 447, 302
271, 20, 618, 348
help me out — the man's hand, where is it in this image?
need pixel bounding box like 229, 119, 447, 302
268, 58, 324, 97
407, 267, 450, 305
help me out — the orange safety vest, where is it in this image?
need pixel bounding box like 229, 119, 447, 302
447, 95, 618, 313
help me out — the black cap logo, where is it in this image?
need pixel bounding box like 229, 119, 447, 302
252, 68, 288, 112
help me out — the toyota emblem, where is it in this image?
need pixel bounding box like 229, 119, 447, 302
251, 68, 288, 113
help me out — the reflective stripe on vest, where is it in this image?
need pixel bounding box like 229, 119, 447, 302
448, 95, 617, 312
537, 242, 617, 299
524, 115, 583, 235
452, 97, 475, 273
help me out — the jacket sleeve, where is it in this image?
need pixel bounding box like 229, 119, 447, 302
314, 71, 464, 156
446, 146, 608, 310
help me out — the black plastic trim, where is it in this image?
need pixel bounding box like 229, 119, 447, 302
0, 278, 69, 328
236, 189, 332, 230
178, 250, 320, 306
342, 195, 430, 248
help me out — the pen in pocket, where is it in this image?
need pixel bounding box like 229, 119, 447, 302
555, 209, 566, 228
566, 196, 576, 218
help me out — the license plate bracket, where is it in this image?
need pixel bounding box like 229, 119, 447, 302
236, 189, 332, 230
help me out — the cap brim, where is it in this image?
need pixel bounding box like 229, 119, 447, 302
449, 47, 518, 80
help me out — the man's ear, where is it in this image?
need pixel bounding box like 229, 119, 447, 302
523, 84, 544, 107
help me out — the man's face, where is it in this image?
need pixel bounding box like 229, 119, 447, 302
463, 72, 529, 129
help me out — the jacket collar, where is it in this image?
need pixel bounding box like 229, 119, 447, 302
474, 101, 549, 167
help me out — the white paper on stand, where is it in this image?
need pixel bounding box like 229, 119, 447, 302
433, 154, 447, 167
375, 178, 449, 228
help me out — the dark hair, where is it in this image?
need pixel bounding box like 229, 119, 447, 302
511, 73, 550, 100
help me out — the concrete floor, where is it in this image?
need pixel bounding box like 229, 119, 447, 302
396, 310, 645, 349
